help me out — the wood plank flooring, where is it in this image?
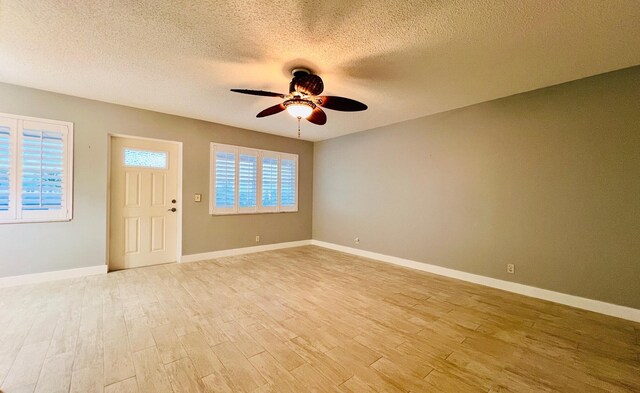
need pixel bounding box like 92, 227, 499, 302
1, 245, 638, 392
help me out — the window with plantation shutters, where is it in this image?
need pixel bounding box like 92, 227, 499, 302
0, 114, 73, 224
210, 143, 298, 215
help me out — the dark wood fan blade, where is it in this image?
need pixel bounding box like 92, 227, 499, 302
231, 89, 285, 98
306, 107, 327, 125
319, 96, 367, 111
256, 103, 286, 118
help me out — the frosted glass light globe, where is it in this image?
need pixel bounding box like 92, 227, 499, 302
286, 103, 313, 118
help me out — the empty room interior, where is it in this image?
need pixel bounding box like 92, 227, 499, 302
1, 1, 639, 392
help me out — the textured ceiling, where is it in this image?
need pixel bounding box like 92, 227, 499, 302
0, 1, 639, 141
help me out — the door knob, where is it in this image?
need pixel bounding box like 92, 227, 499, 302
168, 207, 177, 212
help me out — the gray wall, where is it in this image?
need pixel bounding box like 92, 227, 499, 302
313, 66, 640, 309
0, 83, 313, 277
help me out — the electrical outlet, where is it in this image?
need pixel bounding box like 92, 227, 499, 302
194, 193, 202, 202
507, 264, 515, 274
354, 237, 360, 245
255, 235, 260, 243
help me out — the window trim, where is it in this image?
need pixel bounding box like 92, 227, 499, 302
0, 112, 74, 224
209, 143, 298, 215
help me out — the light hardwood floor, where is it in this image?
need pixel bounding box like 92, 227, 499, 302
1, 246, 638, 392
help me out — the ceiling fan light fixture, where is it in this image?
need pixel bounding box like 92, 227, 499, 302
284, 99, 314, 118
230, 69, 367, 134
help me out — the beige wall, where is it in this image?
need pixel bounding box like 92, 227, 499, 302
313, 66, 640, 309
0, 83, 313, 277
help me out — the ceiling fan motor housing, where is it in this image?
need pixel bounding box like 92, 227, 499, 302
289, 68, 324, 96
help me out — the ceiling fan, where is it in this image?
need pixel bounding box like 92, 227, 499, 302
231, 68, 367, 136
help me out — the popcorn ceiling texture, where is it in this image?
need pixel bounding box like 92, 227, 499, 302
0, 1, 639, 140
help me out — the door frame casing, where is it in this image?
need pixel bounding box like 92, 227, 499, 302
106, 133, 183, 271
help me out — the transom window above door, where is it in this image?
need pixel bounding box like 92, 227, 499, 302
0, 113, 73, 224
123, 148, 168, 169
210, 143, 298, 215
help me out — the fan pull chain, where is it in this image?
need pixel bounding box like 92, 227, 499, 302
297, 116, 301, 138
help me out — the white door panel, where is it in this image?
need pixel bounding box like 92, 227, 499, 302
124, 217, 141, 254
151, 216, 166, 252
151, 172, 166, 206
125, 172, 141, 207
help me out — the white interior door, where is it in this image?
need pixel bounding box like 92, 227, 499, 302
109, 136, 179, 270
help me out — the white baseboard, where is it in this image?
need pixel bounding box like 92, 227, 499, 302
0, 264, 108, 288
310, 240, 640, 323
180, 240, 313, 263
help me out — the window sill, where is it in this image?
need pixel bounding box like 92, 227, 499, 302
0, 217, 72, 225
210, 210, 298, 216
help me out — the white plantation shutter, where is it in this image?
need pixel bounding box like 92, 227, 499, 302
0, 115, 73, 224
0, 128, 11, 212
261, 154, 279, 212
213, 147, 236, 213
21, 130, 65, 211
0, 119, 16, 220
210, 143, 298, 214
279, 155, 297, 211
238, 151, 257, 212
19, 121, 71, 220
